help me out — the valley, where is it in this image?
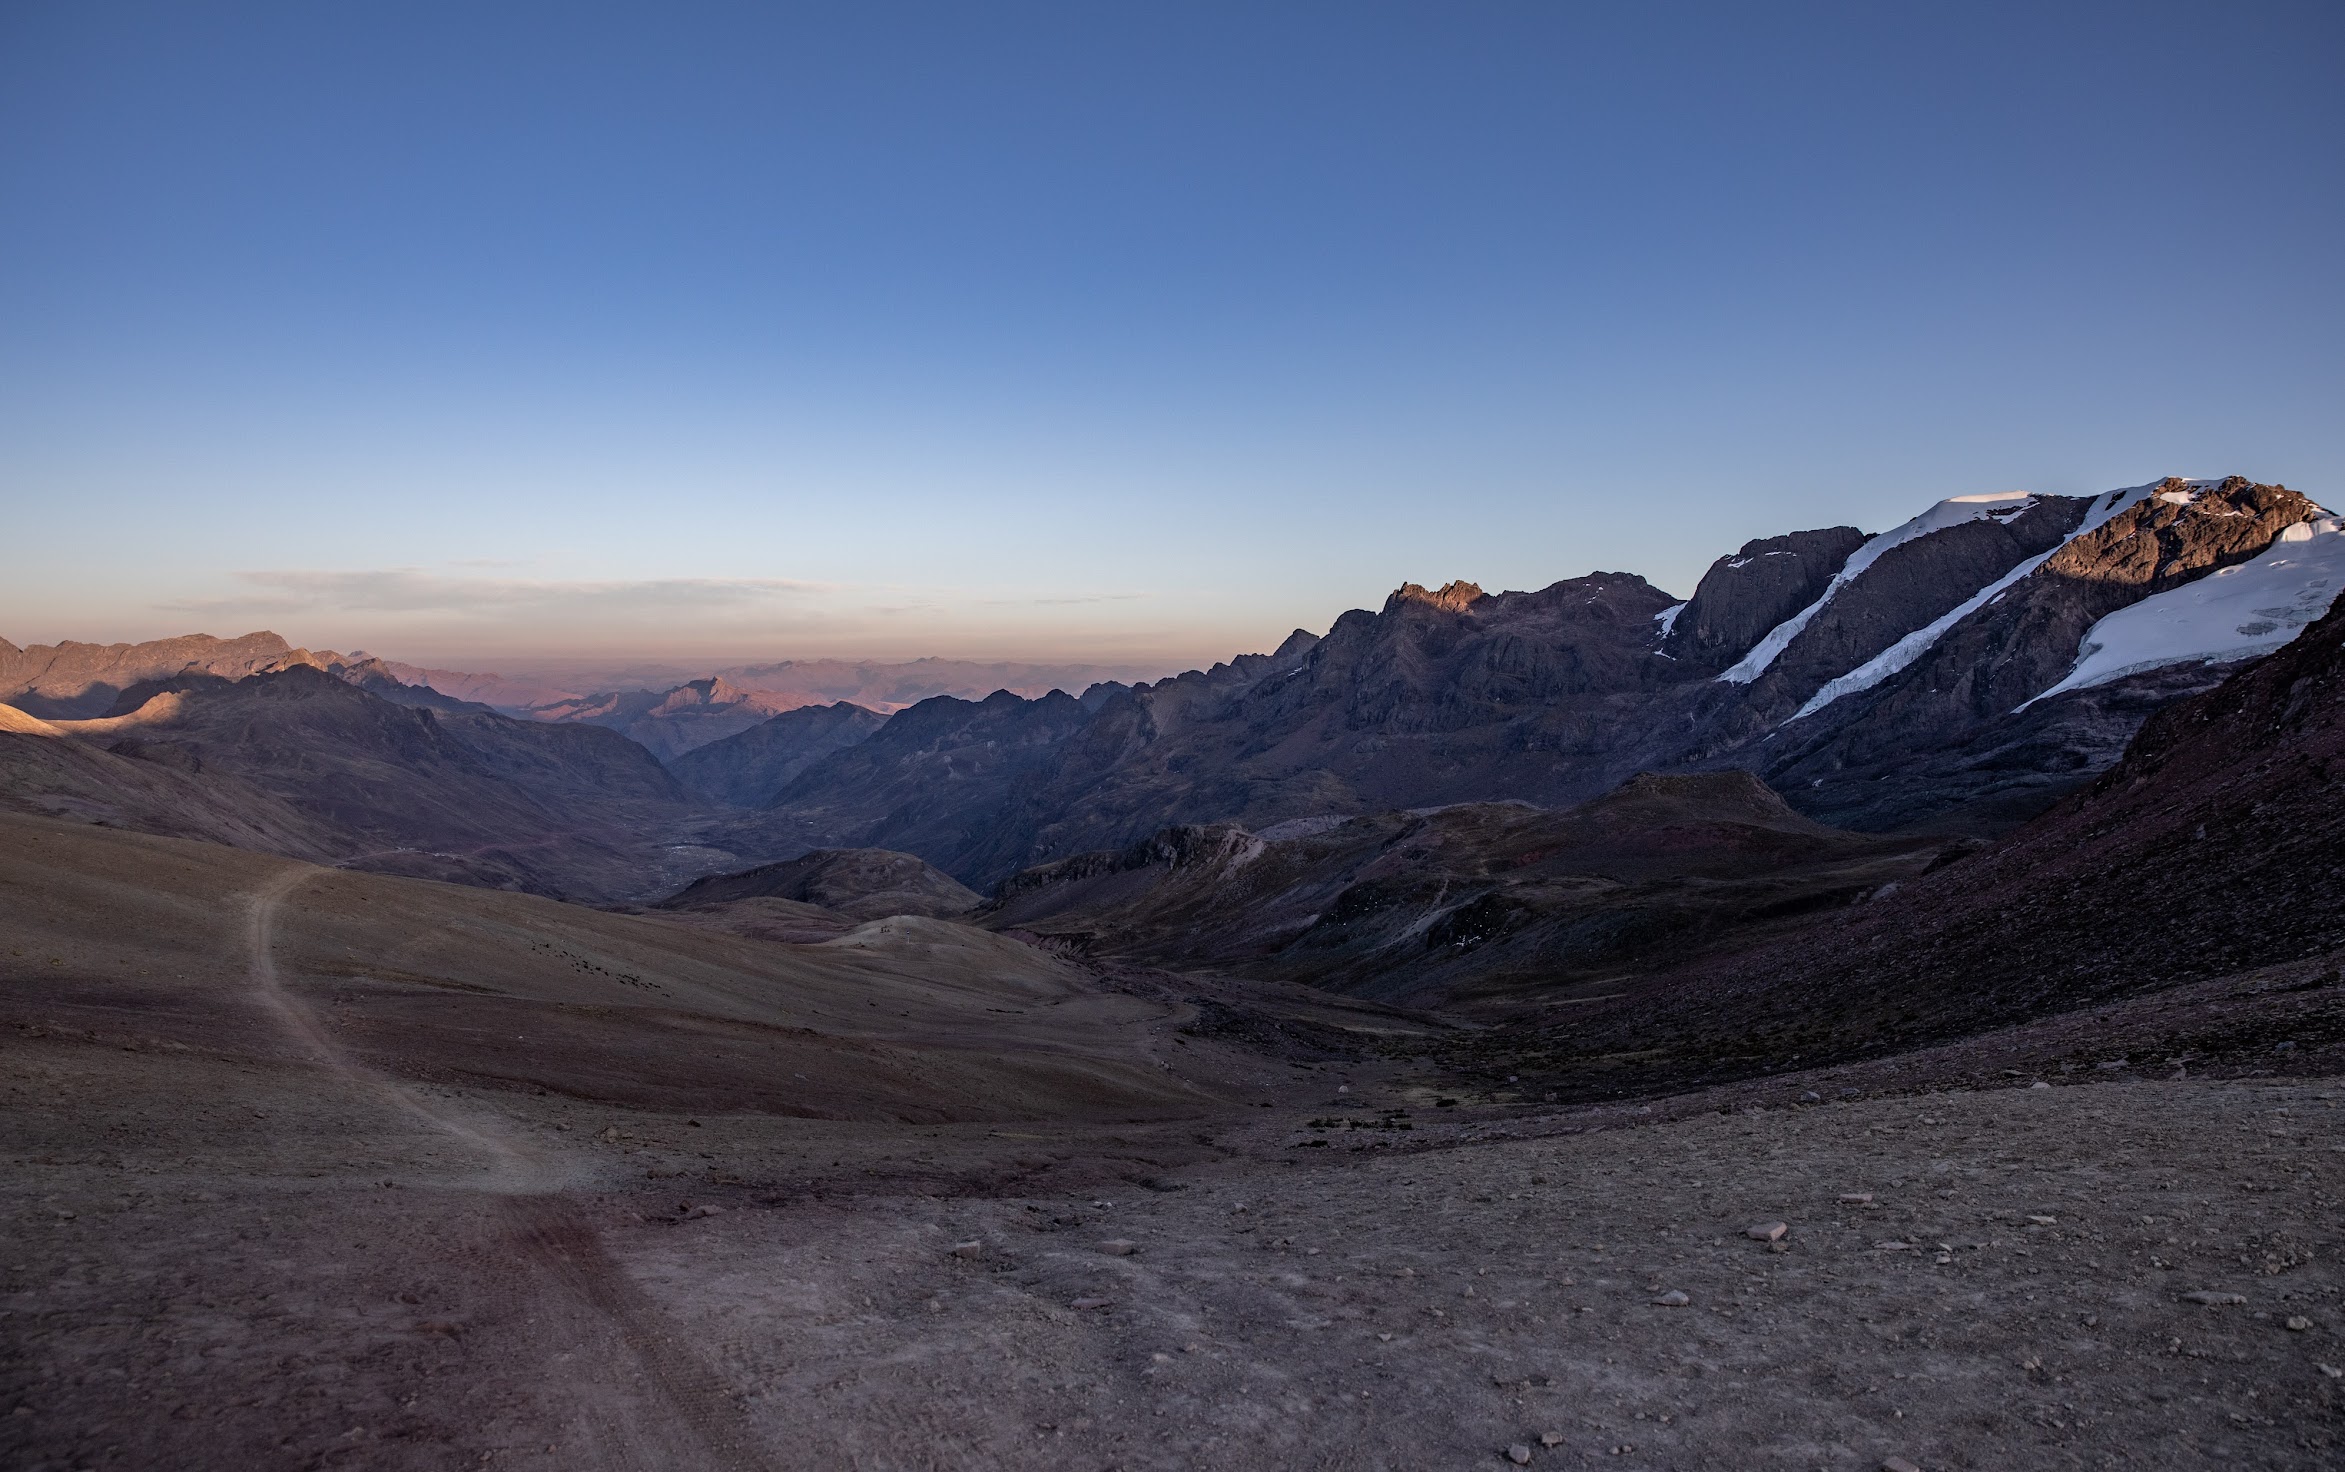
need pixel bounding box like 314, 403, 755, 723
3, 815, 2336, 1470
5, 476, 2344, 1469
14, 6, 2342, 1465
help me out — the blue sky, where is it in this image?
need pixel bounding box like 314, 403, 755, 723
2, 2, 2339, 669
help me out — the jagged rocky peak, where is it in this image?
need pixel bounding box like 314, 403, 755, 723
1663, 526, 1866, 673
654, 676, 753, 712
2042, 476, 2319, 594
1271, 628, 1321, 661
1385, 580, 1486, 615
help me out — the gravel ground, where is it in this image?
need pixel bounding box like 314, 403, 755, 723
2, 817, 2340, 1469
4, 1055, 2338, 1470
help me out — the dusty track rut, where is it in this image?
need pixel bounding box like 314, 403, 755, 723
244, 863, 775, 1472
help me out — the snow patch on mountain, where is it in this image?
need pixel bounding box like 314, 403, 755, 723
2019, 514, 2345, 708
1716, 491, 2039, 684
1652, 602, 1687, 639
1788, 551, 2061, 722
1781, 482, 2174, 722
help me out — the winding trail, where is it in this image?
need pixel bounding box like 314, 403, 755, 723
243, 863, 777, 1471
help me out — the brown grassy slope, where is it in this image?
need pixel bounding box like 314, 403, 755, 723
0, 813, 1247, 1125
0, 723, 341, 858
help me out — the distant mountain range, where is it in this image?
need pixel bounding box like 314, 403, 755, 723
714, 476, 2340, 885
0, 640, 705, 900
375, 655, 1173, 757
4, 474, 2337, 914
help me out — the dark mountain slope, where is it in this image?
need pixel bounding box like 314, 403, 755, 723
1502, 589, 2345, 1097
667, 701, 886, 805
0, 704, 340, 858
1757, 476, 2329, 829
1660, 525, 1866, 674
984, 771, 1946, 1006
660, 847, 979, 921
36, 666, 708, 900
983, 576, 1686, 882
1740, 493, 2090, 713
717, 688, 1101, 885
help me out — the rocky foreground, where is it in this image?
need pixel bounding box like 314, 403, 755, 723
5, 1035, 2338, 1469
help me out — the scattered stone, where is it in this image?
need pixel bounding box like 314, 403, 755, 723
1875, 1241, 1913, 1251
2026, 1215, 2056, 1225
1883, 1458, 1922, 1472
1540, 1431, 1565, 1446
1070, 1297, 1113, 1311
2286, 1316, 2312, 1332
949, 1240, 984, 1259
1651, 1290, 1690, 1307
1745, 1222, 1788, 1242
2320, 1363, 2343, 1379
684, 1204, 723, 1219
2181, 1291, 2247, 1306
1506, 1445, 1532, 1465
1838, 1193, 1873, 1205
1099, 1239, 1138, 1256
2029, 1081, 2051, 1090
1768, 1239, 1792, 1254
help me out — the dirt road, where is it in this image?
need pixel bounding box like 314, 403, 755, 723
239, 862, 772, 1470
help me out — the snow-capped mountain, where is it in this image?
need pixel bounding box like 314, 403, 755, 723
728, 475, 2335, 885
2026, 509, 2343, 705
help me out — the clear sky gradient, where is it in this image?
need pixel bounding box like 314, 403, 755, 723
3, 2, 2339, 669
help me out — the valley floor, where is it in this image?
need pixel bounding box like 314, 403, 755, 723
2, 820, 2340, 1470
